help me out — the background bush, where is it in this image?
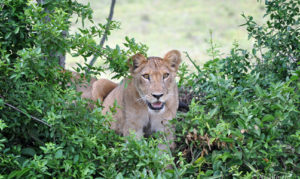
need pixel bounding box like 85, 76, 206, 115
0, 0, 299, 178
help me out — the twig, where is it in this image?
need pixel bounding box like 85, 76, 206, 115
184, 52, 202, 73
88, 0, 116, 68
0, 96, 52, 128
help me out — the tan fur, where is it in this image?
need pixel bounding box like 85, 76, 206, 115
70, 71, 117, 103
101, 50, 182, 150
91, 79, 118, 101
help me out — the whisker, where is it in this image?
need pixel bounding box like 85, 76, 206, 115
136, 96, 147, 104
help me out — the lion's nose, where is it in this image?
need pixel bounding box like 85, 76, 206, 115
152, 93, 163, 100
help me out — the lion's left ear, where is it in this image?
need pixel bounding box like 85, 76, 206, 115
163, 50, 182, 71
128, 53, 147, 73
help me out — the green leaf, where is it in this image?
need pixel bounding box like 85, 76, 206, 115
0, 99, 3, 107
194, 156, 205, 166
14, 27, 20, 34
262, 114, 274, 122
115, 173, 124, 179
21, 147, 36, 157
8, 170, 19, 179
73, 154, 79, 163
236, 118, 246, 129
16, 168, 31, 178
255, 85, 263, 96
220, 137, 234, 143
55, 149, 63, 159
5, 32, 11, 39
234, 151, 242, 160
8, 168, 30, 179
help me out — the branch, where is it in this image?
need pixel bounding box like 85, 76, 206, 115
0, 96, 52, 128
88, 0, 116, 68
184, 52, 201, 73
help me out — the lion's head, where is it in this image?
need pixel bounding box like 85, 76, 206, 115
128, 50, 181, 112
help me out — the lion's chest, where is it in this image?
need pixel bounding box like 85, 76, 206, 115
143, 110, 170, 137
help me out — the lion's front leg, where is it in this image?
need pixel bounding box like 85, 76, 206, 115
122, 113, 149, 139
151, 118, 176, 151
122, 123, 144, 139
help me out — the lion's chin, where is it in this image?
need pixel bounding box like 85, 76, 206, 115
147, 101, 165, 111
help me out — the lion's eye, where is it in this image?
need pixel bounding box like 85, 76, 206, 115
163, 73, 169, 79
142, 74, 150, 80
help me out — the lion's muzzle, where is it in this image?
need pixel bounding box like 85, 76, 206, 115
147, 101, 165, 111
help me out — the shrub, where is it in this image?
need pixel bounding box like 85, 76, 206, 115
0, 0, 168, 178
175, 0, 300, 177
242, 0, 299, 82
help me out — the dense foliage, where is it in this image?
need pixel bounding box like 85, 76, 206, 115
0, 0, 166, 178
0, 0, 299, 178
175, 0, 300, 177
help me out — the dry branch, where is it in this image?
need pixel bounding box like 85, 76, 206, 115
88, 0, 116, 68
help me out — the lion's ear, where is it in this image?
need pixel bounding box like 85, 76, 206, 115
163, 50, 182, 71
128, 53, 147, 73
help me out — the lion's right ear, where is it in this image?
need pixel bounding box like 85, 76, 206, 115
163, 50, 182, 72
128, 53, 147, 73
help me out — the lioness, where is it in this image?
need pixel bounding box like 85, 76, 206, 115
101, 50, 181, 150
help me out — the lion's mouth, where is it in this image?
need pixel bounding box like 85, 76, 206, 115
147, 101, 165, 111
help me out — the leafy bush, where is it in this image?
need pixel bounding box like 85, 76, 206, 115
242, 0, 299, 83
175, 0, 300, 177
0, 0, 299, 178
0, 0, 168, 178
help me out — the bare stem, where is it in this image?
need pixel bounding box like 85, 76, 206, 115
0, 95, 52, 128
88, 0, 116, 68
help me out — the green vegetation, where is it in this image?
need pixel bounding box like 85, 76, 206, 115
0, 0, 299, 178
